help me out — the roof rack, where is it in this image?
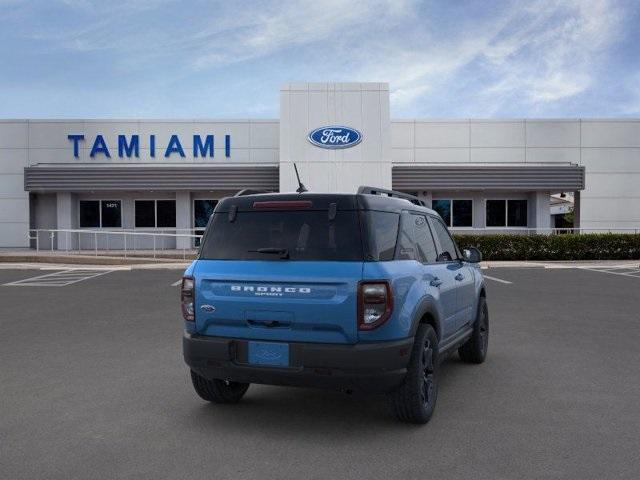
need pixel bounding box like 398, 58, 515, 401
357, 186, 426, 207
234, 189, 272, 197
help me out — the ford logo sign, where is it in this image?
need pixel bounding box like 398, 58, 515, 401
308, 126, 362, 149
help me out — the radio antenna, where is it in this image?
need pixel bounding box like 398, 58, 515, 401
293, 163, 308, 193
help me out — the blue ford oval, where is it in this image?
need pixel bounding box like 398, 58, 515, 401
308, 126, 362, 149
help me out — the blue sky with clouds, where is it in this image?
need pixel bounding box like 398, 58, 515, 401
0, 0, 638, 118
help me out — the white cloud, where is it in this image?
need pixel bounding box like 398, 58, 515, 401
381, 0, 624, 112
6, 0, 631, 117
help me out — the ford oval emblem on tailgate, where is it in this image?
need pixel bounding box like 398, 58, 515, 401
200, 304, 215, 312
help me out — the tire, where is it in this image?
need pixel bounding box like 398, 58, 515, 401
190, 370, 250, 404
458, 296, 489, 364
388, 324, 439, 424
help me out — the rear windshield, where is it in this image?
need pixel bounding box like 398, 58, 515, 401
199, 210, 363, 261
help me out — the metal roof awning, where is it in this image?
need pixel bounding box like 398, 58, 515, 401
392, 164, 585, 191
24, 165, 279, 192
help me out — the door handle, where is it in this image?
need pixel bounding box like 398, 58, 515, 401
430, 278, 443, 287
455, 273, 465, 281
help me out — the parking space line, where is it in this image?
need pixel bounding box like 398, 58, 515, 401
3, 269, 115, 287
483, 274, 513, 284
171, 279, 182, 286
578, 267, 640, 279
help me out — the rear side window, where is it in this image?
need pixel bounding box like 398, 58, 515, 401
199, 210, 363, 261
429, 217, 459, 261
396, 213, 437, 263
412, 215, 438, 263
363, 211, 399, 261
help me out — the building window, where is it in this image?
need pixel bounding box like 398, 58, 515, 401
135, 200, 176, 228
194, 199, 219, 246
486, 199, 528, 227
79, 200, 122, 228
157, 200, 176, 228
432, 199, 473, 227
79, 201, 100, 228
135, 201, 155, 228
507, 200, 528, 227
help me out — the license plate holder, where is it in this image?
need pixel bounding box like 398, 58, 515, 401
247, 341, 289, 367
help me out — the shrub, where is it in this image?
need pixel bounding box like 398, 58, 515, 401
453, 233, 640, 261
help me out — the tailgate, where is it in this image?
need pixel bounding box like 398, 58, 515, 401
194, 260, 363, 344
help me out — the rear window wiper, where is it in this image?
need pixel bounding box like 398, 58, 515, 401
248, 247, 290, 259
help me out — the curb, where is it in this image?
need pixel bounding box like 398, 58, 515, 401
0, 254, 192, 266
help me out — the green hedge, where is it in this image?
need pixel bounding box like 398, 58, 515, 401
453, 233, 640, 261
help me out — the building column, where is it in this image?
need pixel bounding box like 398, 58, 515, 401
528, 191, 551, 233
417, 191, 432, 208
472, 192, 485, 229
56, 192, 77, 250
175, 191, 191, 250
573, 191, 581, 230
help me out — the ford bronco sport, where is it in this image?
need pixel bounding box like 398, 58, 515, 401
182, 187, 488, 424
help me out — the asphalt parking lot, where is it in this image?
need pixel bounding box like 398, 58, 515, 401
1, 266, 639, 479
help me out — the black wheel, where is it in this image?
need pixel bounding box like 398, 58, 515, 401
458, 296, 489, 364
190, 370, 249, 404
388, 324, 439, 424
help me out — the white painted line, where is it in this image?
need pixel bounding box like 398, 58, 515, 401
483, 274, 513, 284
39, 266, 130, 271
171, 279, 182, 286
3, 269, 115, 287
578, 267, 640, 279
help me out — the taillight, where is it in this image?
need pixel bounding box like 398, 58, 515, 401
181, 276, 195, 321
358, 281, 393, 330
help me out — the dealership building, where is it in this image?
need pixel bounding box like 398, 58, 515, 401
0, 82, 638, 249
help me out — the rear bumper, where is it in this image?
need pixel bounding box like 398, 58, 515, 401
183, 333, 414, 393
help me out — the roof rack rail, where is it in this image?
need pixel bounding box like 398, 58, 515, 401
357, 186, 426, 207
234, 189, 272, 197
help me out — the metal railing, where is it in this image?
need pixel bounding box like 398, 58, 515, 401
28, 228, 202, 260
447, 227, 640, 235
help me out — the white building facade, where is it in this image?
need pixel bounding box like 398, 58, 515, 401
0, 82, 638, 249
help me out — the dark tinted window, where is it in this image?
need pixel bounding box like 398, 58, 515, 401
194, 200, 218, 228
430, 217, 458, 261
194, 200, 218, 247
101, 201, 121, 228
452, 200, 473, 227
508, 200, 528, 227
79, 201, 99, 228
135, 201, 155, 228
200, 210, 363, 261
412, 214, 438, 263
157, 200, 176, 228
486, 200, 506, 227
363, 211, 399, 261
432, 200, 451, 227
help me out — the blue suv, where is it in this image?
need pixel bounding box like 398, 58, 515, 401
182, 187, 488, 423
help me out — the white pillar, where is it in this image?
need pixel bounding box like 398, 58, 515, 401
529, 191, 551, 233
175, 191, 191, 250
56, 192, 77, 250
417, 191, 432, 208
279, 83, 391, 193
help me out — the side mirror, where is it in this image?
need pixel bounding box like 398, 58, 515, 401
436, 251, 452, 262
462, 247, 482, 263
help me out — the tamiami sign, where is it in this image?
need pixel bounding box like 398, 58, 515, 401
67, 134, 231, 158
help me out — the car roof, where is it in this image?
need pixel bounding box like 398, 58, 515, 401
215, 192, 439, 216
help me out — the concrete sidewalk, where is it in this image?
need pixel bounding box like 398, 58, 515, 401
0, 248, 197, 266
1, 249, 637, 270
481, 259, 640, 269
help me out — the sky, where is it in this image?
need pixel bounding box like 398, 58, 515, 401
0, 0, 638, 119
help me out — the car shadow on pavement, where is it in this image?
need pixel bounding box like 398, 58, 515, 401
182, 355, 472, 434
